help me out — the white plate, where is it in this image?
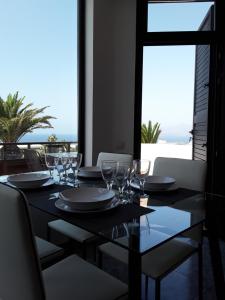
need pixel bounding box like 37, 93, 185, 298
78, 166, 102, 178
78, 172, 102, 179
59, 187, 115, 210
8, 178, 55, 190
131, 181, 178, 193
144, 176, 175, 191
7, 173, 50, 189
55, 197, 120, 214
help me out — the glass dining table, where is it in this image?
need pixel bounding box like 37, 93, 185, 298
0, 171, 206, 300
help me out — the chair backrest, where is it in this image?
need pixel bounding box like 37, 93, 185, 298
153, 157, 206, 192
0, 183, 45, 300
24, 149, 45, 172
96, 152, 133, 167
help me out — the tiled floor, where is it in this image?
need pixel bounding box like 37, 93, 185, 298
100, 237, 225, 300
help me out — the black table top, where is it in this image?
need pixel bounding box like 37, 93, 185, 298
1, 172, 205, 254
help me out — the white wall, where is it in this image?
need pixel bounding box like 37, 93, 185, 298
141, 143, 192, 173
85, 0, 137, 165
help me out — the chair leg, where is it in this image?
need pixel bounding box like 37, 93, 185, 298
145, 275, 149, 300
47, 226, 51, 242
155, 279, 160, 300
198, 246, 203, 300
97, 249, 103, 269
81, 243, 87, 260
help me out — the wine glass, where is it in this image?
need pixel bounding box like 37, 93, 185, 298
133, 159, 150, 196
61, 154, 69, 182
54, 156, 64, 183
100, 160, 118, 190
44, 153, 55, 178
115, 162, 130, 199
126, 164, 135, 199
69, 153, 82, 187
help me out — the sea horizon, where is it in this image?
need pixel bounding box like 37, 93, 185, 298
20, 133, 77, 143
18, 133, 190, 144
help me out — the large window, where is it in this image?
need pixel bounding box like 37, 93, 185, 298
0, 0, 78, 143
141, 46, 195, 167
0, 0, 78, 174
134, 0, 215, 165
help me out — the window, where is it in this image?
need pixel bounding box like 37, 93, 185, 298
148, 1, 214, 32
134, 0, 215, 162
0, 0, 78, 174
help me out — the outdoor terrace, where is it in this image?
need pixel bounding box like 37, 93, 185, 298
0, 141, 78, 175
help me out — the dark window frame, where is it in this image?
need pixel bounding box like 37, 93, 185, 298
77, 0, 85, 164
133, 0, 217, 159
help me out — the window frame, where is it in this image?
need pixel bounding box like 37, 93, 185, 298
133, 0, 217, 159
77, 0, 85, 164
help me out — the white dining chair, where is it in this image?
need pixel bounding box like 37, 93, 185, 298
98, 234, 201, 300
0, 183, 128, 300
153, 157, 207, 192
153, 157, 206, 241
98, 157, 206, 300
47, 152, 133, 259
96, 152, 133, 167
35, 236, 64, 269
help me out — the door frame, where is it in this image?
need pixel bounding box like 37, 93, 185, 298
134, 0, 217, 159
133, 0, 225, 195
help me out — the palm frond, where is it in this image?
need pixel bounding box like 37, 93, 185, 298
0, 92, 56, 142
141, 121, 161, 144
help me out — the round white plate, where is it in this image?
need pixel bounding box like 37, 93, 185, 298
78, 166, 102, 178
7, 173, 50, 189
55, 197, 120, 214
144, 176, 176, 191
131, 181, 178, 193
59, 187, 115, 210
8, 178, 55, 190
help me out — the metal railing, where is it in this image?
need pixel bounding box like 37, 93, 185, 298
0, 141, 78, 160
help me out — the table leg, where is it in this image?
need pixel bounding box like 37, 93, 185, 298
128, 235, 142, 300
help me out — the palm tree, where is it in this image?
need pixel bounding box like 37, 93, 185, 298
141, 121, 161, 143
0, 92, 55, 143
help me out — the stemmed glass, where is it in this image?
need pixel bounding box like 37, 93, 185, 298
54, 156, 64, 183
115, 162, 130, 199
61, 154, 69, 182
100, 160, 118, 190
68, 153, 82, 187
44, 153, 55, 178
126, 164, 135, 199
133, 159, 150, 196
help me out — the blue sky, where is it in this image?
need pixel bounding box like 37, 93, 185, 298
148, 2, 213, 32
0, 0, 77, 136
143, 2, 212, 141
0, 1, 212, 141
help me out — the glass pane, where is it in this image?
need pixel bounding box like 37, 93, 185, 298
0, 0, 78, 175
141, 46, 197, 170
148, 2, 214, 32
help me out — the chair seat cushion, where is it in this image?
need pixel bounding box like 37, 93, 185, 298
43, 255, 128, 300
48, 219, 95, 243
99, 238, 197, 279
35, 237, 64, 265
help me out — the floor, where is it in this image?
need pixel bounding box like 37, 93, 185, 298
98, 237, 225, 300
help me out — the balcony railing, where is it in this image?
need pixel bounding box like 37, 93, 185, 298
0, 141, 78, 175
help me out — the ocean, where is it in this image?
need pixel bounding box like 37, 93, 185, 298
20, 133, 77, 143
19, 133, 190, 144
159, 135, 191, 144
